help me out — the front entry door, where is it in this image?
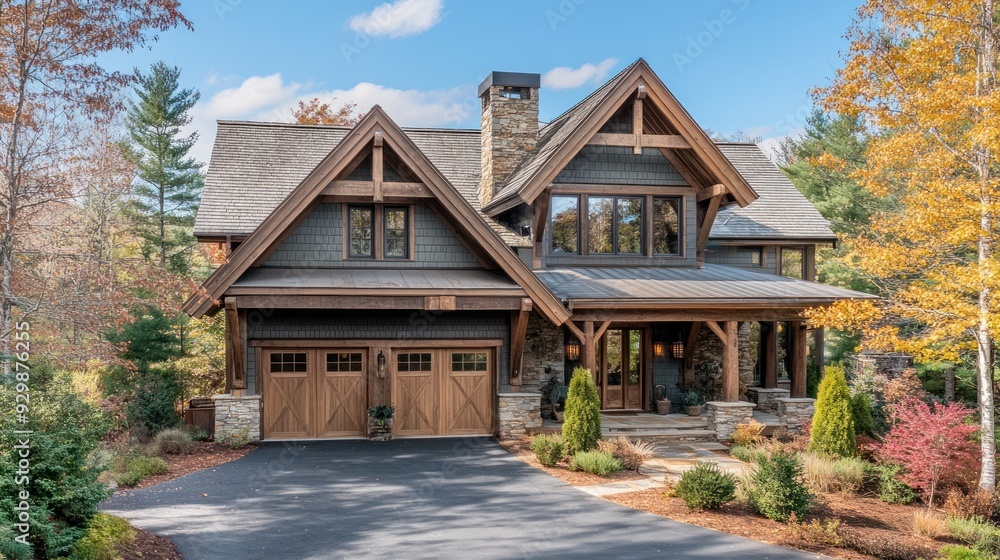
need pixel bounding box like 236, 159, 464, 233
598, 329, 643, 410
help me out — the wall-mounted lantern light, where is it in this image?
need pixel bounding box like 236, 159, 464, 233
565, 339, 581, 361
671, 339, 685, 359
377, 350, 386, 378
653, 341, 665, 358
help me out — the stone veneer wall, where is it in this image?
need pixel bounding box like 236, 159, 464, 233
706, 401, 756, 441
213, 394, 261, 442
479, 85, 538, 207
687, 322, 755, 400
746, 387, 790, 414
776, 397, 815, 434
520, 312, 565, 393
498, 393, 542, 440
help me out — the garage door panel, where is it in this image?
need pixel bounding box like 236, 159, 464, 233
316, 350, 366, 437
394, 351, 436, 436
444, 351, 492, 435
263, 351, 311, 439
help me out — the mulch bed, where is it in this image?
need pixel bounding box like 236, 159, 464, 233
498, 438, 646, 486
117, 526, 185, 559
120, 442, 257, 492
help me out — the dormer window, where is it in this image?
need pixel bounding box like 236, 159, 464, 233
346, 204, 412, 260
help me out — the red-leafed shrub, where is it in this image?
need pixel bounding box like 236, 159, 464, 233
876, 397, 979, 505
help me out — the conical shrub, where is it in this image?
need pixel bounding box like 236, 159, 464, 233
809, 364, 856, 457
563, 366, 602, 454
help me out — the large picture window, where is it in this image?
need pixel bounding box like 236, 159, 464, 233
550, 195, 579, 254
652, 197, 680, 255
588, 196, 643, 254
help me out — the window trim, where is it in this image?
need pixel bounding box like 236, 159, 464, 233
343, 203, 415, 261
779, 246, 806, 279
346, 205, 375, 259
383, 205, 410, 259
549, 194, 581, 255
651, 196, 683, 256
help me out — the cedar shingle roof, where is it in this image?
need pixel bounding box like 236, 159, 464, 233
195, 126, 834, 246
713, 144, 837, 241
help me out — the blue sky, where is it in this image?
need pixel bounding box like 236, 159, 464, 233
102, 0, 860, 164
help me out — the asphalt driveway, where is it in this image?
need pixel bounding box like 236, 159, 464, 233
103, 438, 820, 559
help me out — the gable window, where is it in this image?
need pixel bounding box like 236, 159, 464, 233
589, 196, 643, 255
348, 206, 374, 258
384, 206, 409, 258
551, 195, 579, 254
652, 197, 681, 255
346, 204, 412, 260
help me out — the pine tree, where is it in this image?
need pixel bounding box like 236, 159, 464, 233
124, 61, 202, 274
562, 366, 602, 454
809, 364, 856, 457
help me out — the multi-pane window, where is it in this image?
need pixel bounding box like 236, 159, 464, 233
550, 195, 579, 254
270, 352, 307, 373
349, 206, 374, 258
397, 352, 432, 372
588, 196, 643, 254
652, 197, 680, 255
451, 352, 488, 372
384, 207, 408, 258
326, 352, 364, 372
780, 247, 805, 279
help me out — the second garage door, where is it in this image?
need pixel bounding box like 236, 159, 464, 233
393, 349, 494, 437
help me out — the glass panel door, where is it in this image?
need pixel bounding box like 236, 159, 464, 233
599, 328, 644, 410
602, 330, 623, 409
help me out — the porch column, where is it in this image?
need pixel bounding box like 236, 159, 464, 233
790, 320, 808, 398
582, 320, 596, 374
508, 298, 532, 391
224, 298, 247, 393
762, 322, 778, 389
813, 327, 825, 375
721, 320, 739, 402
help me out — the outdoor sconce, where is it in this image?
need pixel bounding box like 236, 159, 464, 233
653, 341, 665, 358
671, 340, 685, 359
565, 340, 581, 361
377, 350, 386, 378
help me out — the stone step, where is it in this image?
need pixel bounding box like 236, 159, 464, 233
626, 429, 718, 443
604, 420, 709, 432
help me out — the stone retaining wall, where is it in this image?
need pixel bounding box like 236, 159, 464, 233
706, 401, 756, 441
498, 392, 542, 440
746, 387, 790, 414
776, 397, 815, 434
213, 394, 261, 442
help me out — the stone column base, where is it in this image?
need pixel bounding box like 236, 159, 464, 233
746, 387, 790, 414
212, 394, 261, 442
776, 397, 816, 434
706, 401, 756, 441
498, 392, 542, 440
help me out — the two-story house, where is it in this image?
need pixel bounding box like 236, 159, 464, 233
183, 59, 873, 442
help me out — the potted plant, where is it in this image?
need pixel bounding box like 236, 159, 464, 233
654, 384, 671, 415
683, 390, 704, 416
549, 383, 569, 422
367, 405, 394, 441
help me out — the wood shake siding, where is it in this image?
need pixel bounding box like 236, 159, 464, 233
552, 145, 688, 186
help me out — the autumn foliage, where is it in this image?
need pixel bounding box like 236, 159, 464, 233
877, 398, 979, 505
292, 97, 361, 125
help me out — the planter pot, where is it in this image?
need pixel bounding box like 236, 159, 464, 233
551, 403, 564, 422
683, 404, 703, 417
367, 417, 393, 441
656, 400, 672, 415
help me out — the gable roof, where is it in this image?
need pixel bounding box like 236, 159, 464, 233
482, 58, 759, 215
712, 144, 838, 241
182, 106, 570, 324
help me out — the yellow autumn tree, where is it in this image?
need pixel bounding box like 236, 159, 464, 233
815, 0, 1000, 490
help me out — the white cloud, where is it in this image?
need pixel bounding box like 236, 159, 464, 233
186, 73, 475, 165
756, 129, 803, 164
541, 58, 618, 90
348, 0, 444, 39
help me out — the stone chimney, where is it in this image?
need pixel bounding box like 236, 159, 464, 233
478, 71, 540, 207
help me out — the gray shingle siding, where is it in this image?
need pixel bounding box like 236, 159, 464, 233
552, 145, 687, 186
704, 244, 779, 275
244, 309, 510, 393
262, 203, 483, 269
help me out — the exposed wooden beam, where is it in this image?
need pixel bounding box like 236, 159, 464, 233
224, 299, 247, 391
705, 320, 727, 344
509, 303, 531, 389
790, 320, 807, 398
683, 321, 702, 384
532, 192, 550, 268
594, 320, 612, 341
322, 181, 432, 198
813, 327, 825, 376
721, 320, 739, 402
588, 133, 691, 150
232, 294, 526, 310
632, 97, 644, 154
696, 183, 729, 202
763, 322, 778, 389
582, 320, 596, 374
372, 130, 384, 202
254, 338, 504, 348
697, 195, 723, 264
564, 320, 585, 343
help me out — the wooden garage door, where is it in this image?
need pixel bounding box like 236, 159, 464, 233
262, 351, 311, 439
315, 351, 366, 438
393, 349, 493, 436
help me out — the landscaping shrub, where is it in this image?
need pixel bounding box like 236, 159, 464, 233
944, 488, 998, 521
126, 363, 182, 437
730, 445, 766, 464
70, 513, 135, 560
530, 434, 565, 467
850, 392, 875, 437
875, 462, 916, 505
745, 450, 813, 522
912, 509, 947, 537
809, 364, 856, 457
801, 453, 867, 495
112, 453, 169, 488
675, 463, 736, 510
877, 397, 979, 505
152, 428, 194, 455
568, 451, 622, 476
0, 372, 111, 559
562, 367, 602, 454
788, 515, 841, 546
730, 419, 765, 447
938, 545, 991, 560
596, 436, 654, 470
947, 516, 1000, 558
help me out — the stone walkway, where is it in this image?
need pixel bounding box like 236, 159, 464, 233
575, 440, 750, 497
